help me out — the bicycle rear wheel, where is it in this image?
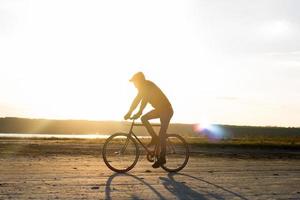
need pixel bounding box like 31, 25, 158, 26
161, 134, 189, 173
102, 133, 139, 173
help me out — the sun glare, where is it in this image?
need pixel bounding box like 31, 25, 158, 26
194, 117, 229, 140
194, 118, 212, 132
1, 1, 300, 127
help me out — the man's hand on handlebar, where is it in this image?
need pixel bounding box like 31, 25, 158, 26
131, 112, 141, 120
124, 112, 132, 120
124, 111, 142, 120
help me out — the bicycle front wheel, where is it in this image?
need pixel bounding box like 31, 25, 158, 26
102, 133, 139, 173
161, 134, 189, 173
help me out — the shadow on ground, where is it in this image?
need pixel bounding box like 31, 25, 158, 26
104, 172, 248, 200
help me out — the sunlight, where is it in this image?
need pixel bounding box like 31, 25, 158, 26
193, 118, 212, 132
1, 0, 300, 126
194, 118, 228, 140
11, 67, 134, 120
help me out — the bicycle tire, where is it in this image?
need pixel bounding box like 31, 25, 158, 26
161, 134, 189, 173
102, 133, 139, 173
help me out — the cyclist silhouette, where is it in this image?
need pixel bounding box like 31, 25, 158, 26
124, 72, 174, 168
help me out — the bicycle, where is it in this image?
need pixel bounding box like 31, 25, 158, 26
102, 119, 189, 173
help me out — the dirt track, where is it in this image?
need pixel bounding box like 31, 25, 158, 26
0, 139, 300, 199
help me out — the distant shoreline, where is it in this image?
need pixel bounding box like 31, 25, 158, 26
0, 117, 299, 138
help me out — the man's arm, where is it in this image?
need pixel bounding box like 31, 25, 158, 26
129, 93, 142, 113
137, 98, 147, 114
124, 93, 142, 119
131, 98, 147, 119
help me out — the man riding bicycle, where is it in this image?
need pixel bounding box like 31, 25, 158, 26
124, 72, 174, 168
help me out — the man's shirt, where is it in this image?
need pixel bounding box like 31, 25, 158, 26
138, 80, 172, 111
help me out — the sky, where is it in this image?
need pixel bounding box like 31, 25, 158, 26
0, 0, 300, 127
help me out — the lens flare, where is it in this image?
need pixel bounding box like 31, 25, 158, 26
194, 119, 228, 141
193, 119, 212, 132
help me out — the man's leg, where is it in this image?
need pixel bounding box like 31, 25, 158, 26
141, 110, 160, 145
158, 112, 172, 160
152, 109, 173, 168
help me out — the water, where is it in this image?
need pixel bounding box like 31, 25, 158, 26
0, 133, 111, 139
0, 133, 152, 139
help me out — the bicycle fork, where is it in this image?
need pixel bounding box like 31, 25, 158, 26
114, 137, 131, 156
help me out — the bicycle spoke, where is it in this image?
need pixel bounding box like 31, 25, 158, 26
162, 134, 189, 172
167, 138, 176, 154
103, 133, 139, 173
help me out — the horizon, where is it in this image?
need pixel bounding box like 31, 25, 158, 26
1, 116, 299, 128
1, 0, 300, 127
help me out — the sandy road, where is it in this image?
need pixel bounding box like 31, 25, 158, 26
0, 139, 300, 200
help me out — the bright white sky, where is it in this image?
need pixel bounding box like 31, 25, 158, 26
0, 0, 300, 127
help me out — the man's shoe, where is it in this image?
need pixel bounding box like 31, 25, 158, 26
152, 157, 166, 168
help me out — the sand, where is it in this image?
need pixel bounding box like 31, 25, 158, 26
0, 138, 300, 200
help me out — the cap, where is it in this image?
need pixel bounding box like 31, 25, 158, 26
129, 72, 145, 82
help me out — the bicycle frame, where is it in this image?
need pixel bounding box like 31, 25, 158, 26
123, 120, 175, 154
127, 120, 155, 155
